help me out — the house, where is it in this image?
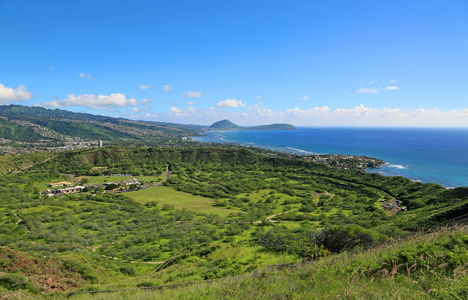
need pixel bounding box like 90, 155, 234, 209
47, 181, 73, 187
51, 186, 85, 196
121, 178, 140, 186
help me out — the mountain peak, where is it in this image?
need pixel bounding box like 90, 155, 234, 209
209, 120, 241, 129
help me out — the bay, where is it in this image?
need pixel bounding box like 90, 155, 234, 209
192, 127, 468, 188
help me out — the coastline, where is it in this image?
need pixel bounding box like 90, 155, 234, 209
190, 128, 468, 188
190, 130, 386, 172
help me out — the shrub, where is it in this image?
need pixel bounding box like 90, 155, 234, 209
302, 244, 329, 260
0, 273, 28, 290
62, 259, 99, 283
0, 273, 39, 293
120, 265, 136, 276
316, 225, 388, 253
137, 281, 157, 287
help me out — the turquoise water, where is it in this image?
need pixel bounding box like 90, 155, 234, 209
192, 127, 468, 188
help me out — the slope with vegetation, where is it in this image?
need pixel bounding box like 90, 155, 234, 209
66, 225, 468, 299
0, 105, 201, 149
0, 146, 466, 299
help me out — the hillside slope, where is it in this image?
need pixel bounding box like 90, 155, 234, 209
140, 225, 468, 299
209, 119, 242, 129
0, 105, 201, 154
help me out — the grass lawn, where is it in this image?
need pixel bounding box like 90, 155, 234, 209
127, 186, 237, 217
31, 177, 70, 191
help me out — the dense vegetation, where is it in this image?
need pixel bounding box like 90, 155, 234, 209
68, 226, 468, 299
0, 146, 466, 298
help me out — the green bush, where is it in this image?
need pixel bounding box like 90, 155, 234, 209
302, 244, 329, 260
137, 281, 157, 287
120, 265, 137, 276
62, 259, 99, 283
316, 225, 389, 253
0, 273, 39, 293
0, 273, 28, 291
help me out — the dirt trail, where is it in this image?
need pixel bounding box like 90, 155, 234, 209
20, 156, 55, 171
254, 209, 298, 224
13, 212, 30, 232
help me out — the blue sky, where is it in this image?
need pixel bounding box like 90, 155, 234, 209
1, 0, 468, 126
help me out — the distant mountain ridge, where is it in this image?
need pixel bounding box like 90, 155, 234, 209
209, 119, 296, 130
0, 106, 295, 154
0, 105, 201, 147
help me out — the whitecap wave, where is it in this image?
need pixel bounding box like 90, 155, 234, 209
285, 147, 314, 155
388, 164, 406, 169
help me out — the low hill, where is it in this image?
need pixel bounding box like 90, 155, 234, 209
250, 123, 296, 130
209, 119, 241, 130
209, 119, 296, 130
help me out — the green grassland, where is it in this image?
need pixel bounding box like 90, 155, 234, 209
127, 186, 237, 217
0, 147, 467, 299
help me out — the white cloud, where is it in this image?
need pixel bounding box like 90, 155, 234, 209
163, 85, 173, 92
186, 101, 197, 105
169, 106, 182, 113
216, 99, 246, 108
79, 73, 91, 80
142, 101, 468, 127
168, 106, 193, 117
42, 93, 140, 110
140, 85, 153, 90
391, 79, 398, 84
254, 95, 262, 100
356, 87, 380, 94
0, 83, 33, 103
369, 81, 376, 84
334, 104, 405, 118
249, 103, 275, 116
285, 106, 330, 117
300, 95, 309, 100
357, 86, 398, 93
182, 91, 203, 98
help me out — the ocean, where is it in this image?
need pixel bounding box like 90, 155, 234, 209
191, 127, 468, 188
